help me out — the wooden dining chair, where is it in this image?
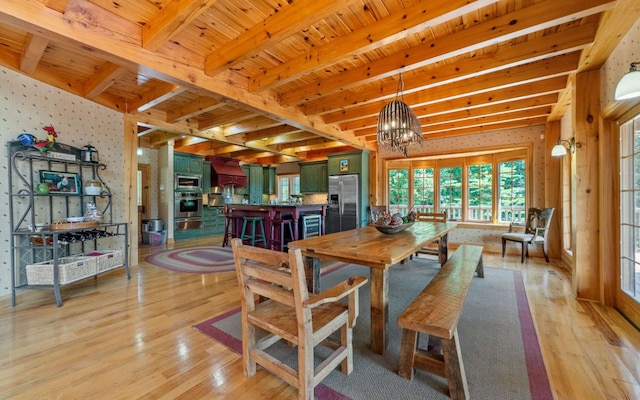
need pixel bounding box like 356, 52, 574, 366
501, 207, 554, 263
415, 211, 447, 260
369, 205, 387, 224
230, 238, 368, 400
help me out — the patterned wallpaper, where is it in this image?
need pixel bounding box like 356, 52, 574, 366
602, 18, 640, 107
0, 66, 125, 297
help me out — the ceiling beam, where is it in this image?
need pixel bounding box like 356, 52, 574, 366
197, 108, 257, 130
131, 81, 186, 112
248, 0, 498, 92
281, 0, 615, 105
325, 75, 567, 126
305, 22, 595, 114
44, 0, 68, 13
221, 116, 284, 136
19, 33, 48, 74
317, 53, 578, 120
243, 125, 302, 142
167, 96, 224, 123
0, 0, 370, 150
84, 62, 128, 99
203, 0, 360, 76
143, 0, 220, 52
344, 93, 559, 131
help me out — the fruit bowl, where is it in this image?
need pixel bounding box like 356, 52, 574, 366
373, 221, 414, 234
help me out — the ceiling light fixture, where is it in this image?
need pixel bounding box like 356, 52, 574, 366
551, 138, 575, 157
377, 73, 423, 157
137, 137, 143, 156
615, 62, 640, 100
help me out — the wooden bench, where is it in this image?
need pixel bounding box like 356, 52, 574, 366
397, 244, 484, 400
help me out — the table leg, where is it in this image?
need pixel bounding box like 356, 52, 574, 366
439, 233, 449, 266
370, 267, 389, 354
303, 256, 322, 294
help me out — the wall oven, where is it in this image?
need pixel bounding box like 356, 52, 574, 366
175, 174, 202, 191
175, 192, 203, 229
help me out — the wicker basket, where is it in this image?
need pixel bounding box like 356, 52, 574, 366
81, 250, 124, 272
26, 256, 97, 285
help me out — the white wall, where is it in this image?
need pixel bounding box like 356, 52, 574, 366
0, 66, 125, 298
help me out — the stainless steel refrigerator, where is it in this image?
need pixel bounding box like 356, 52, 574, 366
326, 174, 359, 234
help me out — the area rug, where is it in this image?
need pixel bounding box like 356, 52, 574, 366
144, 246, 236, 274
194, 259, 553, 399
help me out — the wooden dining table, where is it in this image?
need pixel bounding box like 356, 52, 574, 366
287, 220, 457, 355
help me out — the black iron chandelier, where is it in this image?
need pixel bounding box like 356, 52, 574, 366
376, 73, 423, 157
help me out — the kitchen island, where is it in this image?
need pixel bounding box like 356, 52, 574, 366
222, 204, 327, 248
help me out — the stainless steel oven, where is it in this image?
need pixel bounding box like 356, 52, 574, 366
175, 192, 203, 229
175, 174, 202, 191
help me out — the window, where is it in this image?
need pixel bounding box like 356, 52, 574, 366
413, 167, 435, 213
619, 115, 640, 302
498, 160, 526, 223
388, 169, 409, 215
468, 163, 493, 221
278, 175, 300, 203
439, 166, 463, 220
385, 149, 528, 223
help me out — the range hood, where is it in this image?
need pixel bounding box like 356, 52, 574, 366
206, 156, 247, 188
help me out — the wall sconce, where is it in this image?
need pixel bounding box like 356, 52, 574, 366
551, 138, 575, 157
615, 62, 640, 100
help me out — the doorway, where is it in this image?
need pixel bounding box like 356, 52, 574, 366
618, 114, 640, 327
138, 164, 151, 243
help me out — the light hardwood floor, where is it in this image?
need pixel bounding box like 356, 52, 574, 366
2, 236, 640, 399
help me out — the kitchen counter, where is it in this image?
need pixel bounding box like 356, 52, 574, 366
223, 203, 327, 247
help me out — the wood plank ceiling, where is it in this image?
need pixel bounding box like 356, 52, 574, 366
0, 0, 638, 164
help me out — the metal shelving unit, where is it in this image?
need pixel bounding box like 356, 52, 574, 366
8, 141, 130, 307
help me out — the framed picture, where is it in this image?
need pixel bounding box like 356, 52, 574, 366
39, 170, 80, 194
339, 159, 349, 172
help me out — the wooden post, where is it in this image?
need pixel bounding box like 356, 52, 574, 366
123, 115, 138, 269
544, 120, 562, 261
572, 70, 600, 301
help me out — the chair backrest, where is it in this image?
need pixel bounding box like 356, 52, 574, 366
302, 214, 322, 238
231, 238, 310, 323
416, 211, 447, 222
370, 205, 387, 223
524, 207, 554, 238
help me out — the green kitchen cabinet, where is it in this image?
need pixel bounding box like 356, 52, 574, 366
174, 153, 204, 175
235, 165, 251, 195
202, 161, 211, 192
235, 164, 263, 203
263, 167, 276, 195
299, 161, 328, 193
327, 151, 365, 175
248, 164, 264, 204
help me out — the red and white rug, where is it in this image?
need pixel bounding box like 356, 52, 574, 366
144, 246, 236, 274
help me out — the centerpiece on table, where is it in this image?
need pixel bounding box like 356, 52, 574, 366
372, 211, 417, 234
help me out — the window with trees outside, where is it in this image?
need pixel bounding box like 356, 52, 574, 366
468, 163, 493, 221
278, 175, 300, 203
619, 115, 640, 303
386, 149, 528, 223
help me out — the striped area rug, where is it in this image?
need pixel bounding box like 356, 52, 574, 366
194, 260, 552, 399
144, 246, 236, 274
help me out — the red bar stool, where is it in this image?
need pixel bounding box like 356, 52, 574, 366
222, 208, 242, 247
270, 216, 294, 251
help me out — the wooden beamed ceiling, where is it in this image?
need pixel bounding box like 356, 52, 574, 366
0, 0, 638, 164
